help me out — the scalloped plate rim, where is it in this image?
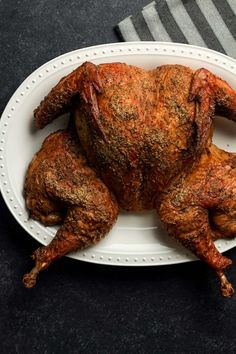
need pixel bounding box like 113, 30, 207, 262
1, 41, 236, 267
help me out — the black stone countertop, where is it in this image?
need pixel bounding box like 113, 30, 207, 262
1, 1, 236, 353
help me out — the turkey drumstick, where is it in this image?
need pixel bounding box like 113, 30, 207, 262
159, 144, 236, 297
23, 129, 118, 288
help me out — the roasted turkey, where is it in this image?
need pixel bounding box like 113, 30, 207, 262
23, 62, 236, 296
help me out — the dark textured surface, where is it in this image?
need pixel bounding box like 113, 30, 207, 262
1, 1, 236, 353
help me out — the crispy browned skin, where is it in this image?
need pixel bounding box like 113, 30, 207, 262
159, 144, 236, 297
23, 130, 118, 288
24, 62, 236, 294
35, 62, 236, 211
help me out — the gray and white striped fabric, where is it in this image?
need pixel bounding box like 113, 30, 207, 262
116, 0, 236, 58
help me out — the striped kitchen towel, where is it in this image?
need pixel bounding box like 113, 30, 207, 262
116, 0, 236, 58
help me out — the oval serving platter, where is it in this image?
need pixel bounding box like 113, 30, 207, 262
1, 41, 236, 266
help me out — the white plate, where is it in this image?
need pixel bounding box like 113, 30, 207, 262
1, 42, 236, 266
